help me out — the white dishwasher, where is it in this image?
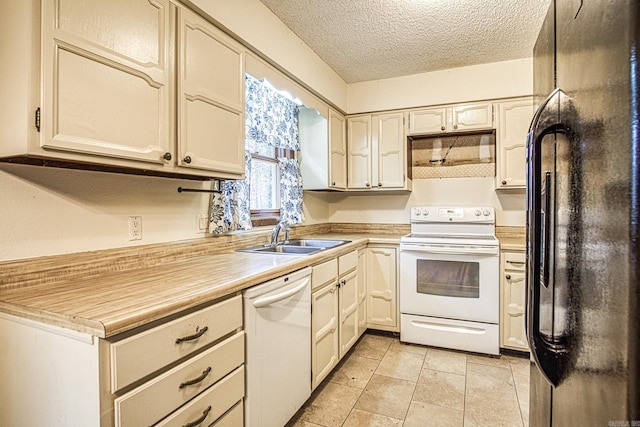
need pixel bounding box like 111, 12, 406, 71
243, 267, 311, 427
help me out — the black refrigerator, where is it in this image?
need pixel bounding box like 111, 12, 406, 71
526, 0, 640, 426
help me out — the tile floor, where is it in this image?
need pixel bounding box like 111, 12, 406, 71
288, 332, 530, 427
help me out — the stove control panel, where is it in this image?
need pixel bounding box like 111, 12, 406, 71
410, 206, 495, 223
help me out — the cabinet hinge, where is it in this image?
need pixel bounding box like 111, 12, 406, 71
35, 107, 41, 132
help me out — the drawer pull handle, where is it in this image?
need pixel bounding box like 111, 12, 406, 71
179, 367, 212, 389
506, 260, 525, 265
182, 405, 212, 427
175, 326, 209, 344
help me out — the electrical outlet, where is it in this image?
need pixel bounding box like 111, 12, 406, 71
128, 216, 142, 241
196, 214, 209, 233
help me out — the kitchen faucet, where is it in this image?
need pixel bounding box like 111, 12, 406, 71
270, 222, 290, 245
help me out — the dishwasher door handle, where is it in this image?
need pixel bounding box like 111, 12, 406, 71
252, 278, 310, 308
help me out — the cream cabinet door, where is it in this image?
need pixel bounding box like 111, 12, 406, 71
176, 6, 245, 177
407, 108, 448, 134
366, 247, 398, 331
496, 98, 534, 189
347, 115, 372, 189
311, 282, 339, 390
357, 249, 367, 336
338, 270, 359, 358
500, 250, 529, 351
41, 0, 172, 164
451, 103, 493, 131
329, 109, 347, 189
375, 112, 405, 188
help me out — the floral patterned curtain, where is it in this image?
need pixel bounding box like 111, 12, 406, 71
209, 74, 304, 233
279, 158, 305, 225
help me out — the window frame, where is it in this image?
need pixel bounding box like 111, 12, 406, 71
249, 147, 295, 226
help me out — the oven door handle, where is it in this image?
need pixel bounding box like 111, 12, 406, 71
400, 245, 499, 256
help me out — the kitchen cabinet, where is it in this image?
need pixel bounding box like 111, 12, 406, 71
329, 109, 348, 189
357, 248, 367, 336
347, 112, 409, 190
310, 250, 362, 389
300, 107, 347, 190
176, 6, 245, 176
2, 0, 245, 180
407, 102, 493, 135
0, 294, 244, 426
500, 248, 529, 351
495, 97, 534, 189
366, 245, 399, 332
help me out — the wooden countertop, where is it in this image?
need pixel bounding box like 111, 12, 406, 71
0, 234, 400, 339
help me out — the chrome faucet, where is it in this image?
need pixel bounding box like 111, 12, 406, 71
270, 222, 290, 245
270, 222, 283, 245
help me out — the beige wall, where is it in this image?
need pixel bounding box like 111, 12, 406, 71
347, 58, 533, 113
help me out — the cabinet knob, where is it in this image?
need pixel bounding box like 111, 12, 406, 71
453, 124, 458, 130
378, 183, 382, 187
336, 282, 341, 289
163, 152, 172, 161
183, 156, 192, 164
366, 182, 370, 187
501, 180, 507, 185
506, 274, 512, 280
440, 126, 446, 131
332, 181, 336, 186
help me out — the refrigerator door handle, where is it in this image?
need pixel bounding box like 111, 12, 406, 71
526, 88, 570, 387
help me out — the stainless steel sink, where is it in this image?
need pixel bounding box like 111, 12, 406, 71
284, 239, 349, 249
237, 239, 350, 255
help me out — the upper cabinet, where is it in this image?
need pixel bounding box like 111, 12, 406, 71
347, 112, 410, 191
300, 107, 346, 190
328, 109, 348, 189
495, 97, 534, 189
2, 0, 245, 180
40, 0, 172, 165
176, 6, 245, 176
407, 102, 493, 135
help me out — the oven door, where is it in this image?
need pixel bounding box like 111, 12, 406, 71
400, 243, 499, 324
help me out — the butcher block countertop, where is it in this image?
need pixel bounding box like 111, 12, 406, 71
0, 225, 404, 339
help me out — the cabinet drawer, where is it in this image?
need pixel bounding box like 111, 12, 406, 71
312, 258, 338, 291
110, 294, 242, 392
503, 251, 526, 272
115, 332, 244, 427
155, 366, 245, 427
338, 250, 358, 275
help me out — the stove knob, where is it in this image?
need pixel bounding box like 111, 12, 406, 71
483, 210, 491, 216
414, 208, 422, 216
475, 209, 482, 216
424, 210, 429, 216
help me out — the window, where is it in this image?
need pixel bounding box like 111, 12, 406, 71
249, 145, 295, 226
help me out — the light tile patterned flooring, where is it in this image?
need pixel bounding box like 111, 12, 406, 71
288, 332, 530, 427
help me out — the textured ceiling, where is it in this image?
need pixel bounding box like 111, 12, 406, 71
260, 0, 552, 83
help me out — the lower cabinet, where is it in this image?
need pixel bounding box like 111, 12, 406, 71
500, 248, 529, 351
311, 250, 363, 390
0, 293, 245, 426
366, 245, 399, 332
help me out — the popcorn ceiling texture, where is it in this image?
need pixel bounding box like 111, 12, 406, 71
260, 0, 551, 83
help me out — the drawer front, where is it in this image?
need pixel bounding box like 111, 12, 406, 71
338, 250, 358, 275
155, 366, 245, 427
312, 259, 338, 291
211, 401, 243, 427
115, 332, 244, 427
503, 251, 526, 272
111, 294, 242, 392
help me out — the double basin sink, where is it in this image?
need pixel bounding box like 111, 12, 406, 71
238, 239, 350, 255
